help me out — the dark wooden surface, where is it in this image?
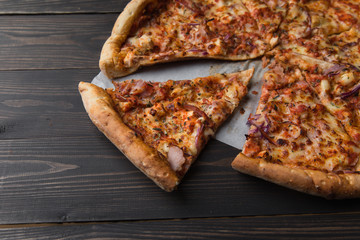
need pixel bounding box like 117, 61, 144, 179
1, 0, 360, 239
2, 212, 360, 240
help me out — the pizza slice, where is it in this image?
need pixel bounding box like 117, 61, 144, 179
99, 0, 281, 79
232, 61, 360, 199
79, 69, 253, 191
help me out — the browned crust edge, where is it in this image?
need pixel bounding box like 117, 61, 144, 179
78, 81, 179, 192
232, 153, 360, 199
99, 0, 278, 79
99, 0, 157, 79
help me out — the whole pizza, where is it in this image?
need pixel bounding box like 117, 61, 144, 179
80, 0, 360, 199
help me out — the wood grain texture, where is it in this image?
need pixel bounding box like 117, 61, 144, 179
0, 65, 358, 224
0, 0, 129, 14
1, 135, 360, 224
0, 0, 360, 236
0, 69, 100, 139
0, 14, 118, 70
0, 136, 239, 224
0, 70, 359, 224
1, 212, 360, 239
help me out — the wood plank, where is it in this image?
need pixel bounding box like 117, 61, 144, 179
0, 136, 239, 224
1, 135, 360, 224
0, 69, 101, 139
1, 69, 360, 224
0, 0, 129, 14
0, 14, 118, 70
1, 212, 360, 239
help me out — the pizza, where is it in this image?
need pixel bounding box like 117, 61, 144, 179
99, 0, 282, 79
80, 0, 360, 198
79, 69, 253, 191
231, 0, 360, 199
232, 56, 360, 199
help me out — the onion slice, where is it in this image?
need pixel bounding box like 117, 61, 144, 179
340, 83, 360, 99
187, 48, 208, 55
247, 114, 276, 145
323, 64, 347, 77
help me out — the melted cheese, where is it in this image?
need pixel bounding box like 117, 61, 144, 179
243, 64, 360, 173
280, 1, 310, 39
331, 26, 360, 69
338, 72, 355, 86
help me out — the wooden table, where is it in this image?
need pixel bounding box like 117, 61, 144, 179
1, 1, 360, 239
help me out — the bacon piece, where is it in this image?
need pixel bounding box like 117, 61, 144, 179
129, 80, 148, 95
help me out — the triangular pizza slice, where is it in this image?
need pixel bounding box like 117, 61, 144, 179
79, 69, 253, 191
232, 58, 360, 199
100, 0, 282, 79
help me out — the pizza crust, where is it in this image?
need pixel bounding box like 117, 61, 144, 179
100, 0, 157, 79
232, 153, 360, 199
78, 81, 179, 192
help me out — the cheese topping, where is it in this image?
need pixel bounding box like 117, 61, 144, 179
243, 63, 360, 173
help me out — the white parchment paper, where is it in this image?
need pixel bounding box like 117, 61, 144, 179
92, 59, 267, 149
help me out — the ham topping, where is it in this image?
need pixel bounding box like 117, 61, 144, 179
167, 145, 186, 172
